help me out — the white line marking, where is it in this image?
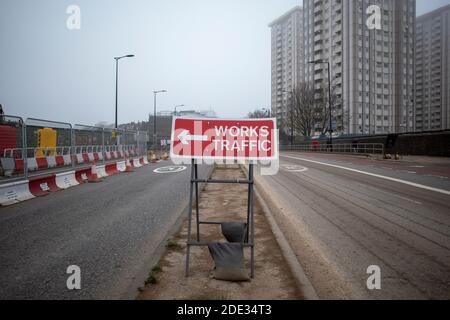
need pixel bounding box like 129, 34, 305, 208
281, 155, 450, 196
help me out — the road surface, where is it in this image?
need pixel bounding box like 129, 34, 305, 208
256, 152, 450, 299
0, 161, 211, 299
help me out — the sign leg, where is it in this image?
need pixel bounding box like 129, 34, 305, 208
185, 159, 195, 277
195, 163, 200, 242
249, 163, 255, 279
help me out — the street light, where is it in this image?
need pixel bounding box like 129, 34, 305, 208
174, 104, 185, 116
153, 90, 167, 152
308, 59, 333, 150
114, 54, 135, 133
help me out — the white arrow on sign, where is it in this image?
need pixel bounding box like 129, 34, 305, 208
178, 130, 209, 145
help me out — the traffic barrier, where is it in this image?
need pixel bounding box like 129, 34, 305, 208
104, 151, 112, 160
29, 175, 60, 197
36, 157, 48, 170
116, 161, 126, 172
95, 164, 109, 178
125, 158, 134, 172
0, 180, 35, 206
87, 153, 95, 162
55, 171, 79, 189
105, 163, 119, 175
88, 162, 102, 182
143, 156, 149, 165
132, 158, 142, 168
0, 158, 16, 176
55, 155, 65, 166
63, 155, 72, 166
27, 158, 38, 171
75, 168, 90, 184
75, 154, 84, 164
82, 153, 90, 163
46, 156, 57, 168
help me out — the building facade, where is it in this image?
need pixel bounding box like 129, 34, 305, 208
271, 0, 416, 135
269, 6, 304, 128
415, 4, 450, 131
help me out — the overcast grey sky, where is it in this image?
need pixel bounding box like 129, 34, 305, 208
1, 0, 449, 126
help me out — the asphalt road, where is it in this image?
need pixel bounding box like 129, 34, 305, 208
257, 152, 450, 299
0, 161, 211, 299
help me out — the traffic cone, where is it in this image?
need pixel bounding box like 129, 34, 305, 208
88, 160, 102, 183
125, 157, 134, 172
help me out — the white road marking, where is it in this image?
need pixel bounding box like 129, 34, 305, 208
281, 155, 450, 196
282, 165, 308, 173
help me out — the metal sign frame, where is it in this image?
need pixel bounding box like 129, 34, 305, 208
185, 159, 255, 279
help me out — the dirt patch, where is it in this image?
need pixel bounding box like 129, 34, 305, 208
137, 165, 302, 300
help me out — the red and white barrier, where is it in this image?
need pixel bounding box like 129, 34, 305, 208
132, 158, 142, 168
1, 154, 149, 206
29, 175, 61, 197
55, 171, 79, 189
75, 168, 90, 184
116, 161, 126, 172
105, 163, 119, 175
95, 164, 109, 178
0, 180, 35, 206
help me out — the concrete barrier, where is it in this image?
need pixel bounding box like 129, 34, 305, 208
0, 180, 35, 206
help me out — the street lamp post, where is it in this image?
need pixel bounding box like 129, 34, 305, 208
153, 90, 167, 153
114, 55, 135, 135
309, 60, 332, 150
174, 104, 185, 116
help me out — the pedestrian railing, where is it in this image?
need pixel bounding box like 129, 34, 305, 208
281, 143, 385, 155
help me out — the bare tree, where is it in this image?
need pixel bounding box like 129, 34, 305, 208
247, 108, 270, 119
290, 82, 316, 137
287, 81, 344, 138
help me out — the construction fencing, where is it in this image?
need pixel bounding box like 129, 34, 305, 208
0, 114, 148, 183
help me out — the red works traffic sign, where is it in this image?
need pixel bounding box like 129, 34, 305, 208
170, 118, 278, 160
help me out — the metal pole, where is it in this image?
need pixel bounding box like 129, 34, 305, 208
249, 163, 255, 279
22, 119, 28, 180
115, 58, 119, 131
327, 62, 333, 151
153, 92, 157, 153
185, 159, 195, 277
195, 163, 200, 242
